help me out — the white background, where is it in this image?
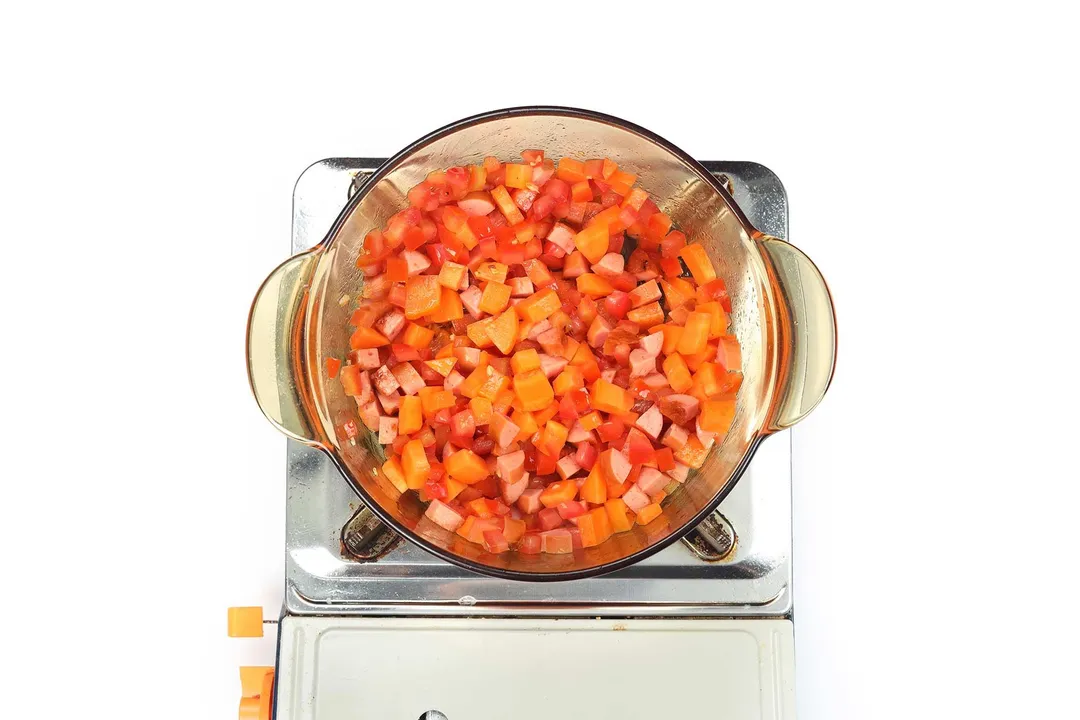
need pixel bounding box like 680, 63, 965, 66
2, 2, 1077, 718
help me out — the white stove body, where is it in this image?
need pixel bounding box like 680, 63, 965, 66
277, 618, 794, 720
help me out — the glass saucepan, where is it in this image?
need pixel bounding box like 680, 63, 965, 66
247, 107, 836, 580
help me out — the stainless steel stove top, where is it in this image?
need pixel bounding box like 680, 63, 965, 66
284, 159, 792, 618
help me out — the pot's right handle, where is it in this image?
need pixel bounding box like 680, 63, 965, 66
246, 247, 323, 445
757, 236, 837, 432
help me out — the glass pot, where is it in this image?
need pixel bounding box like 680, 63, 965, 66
248, 107, 836, 580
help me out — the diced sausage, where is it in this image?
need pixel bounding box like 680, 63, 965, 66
636, 467, 668, 495
517, 488, 544, 514
546, 222, 576, 253
622, 485, 650, 513
496, 450, 526, 483
376, 390, 401, 415
509, 276, 534, 297
444, 370, 465, 393
696, 418, 719, 447
601, 449, 631, 483
642, 373, 669, 390
629, 349, 656, 378
454, 346, 482, 370
425, 499, 465, 532
628, 279, 661, 308
592, 253, 625, 278
634, 404, 664, 440
352, 369, 373, 405
600, 368, 617, 383
391, 362, 425, 396
661, 422, 689, 450
667, 462, 691, 484
460, 286, 484, 318
458, 192, 496, 216
378, 416, 398, 444
373, 365, 400, 396
537, 327, 564, 355
639, 331, 664, 357
528, 318, 553, 340
402, 249, 431, 276
373, 309, 406, 342
566, 422, 596, 444
501, 474, 529, 505
348, 348, 382, 370
357, 399, 380, 431
492, 413, 521, 448
587, 315, 612, 348
556, 455, 582, 481
539, 353, 568, 378
657, 394, 700, 425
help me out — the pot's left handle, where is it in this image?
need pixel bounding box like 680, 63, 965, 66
247, 247, 323, 445
758, 237, 837, 431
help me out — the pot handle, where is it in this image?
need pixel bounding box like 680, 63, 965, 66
246, 247, 323, 445
758, 236, 837, 431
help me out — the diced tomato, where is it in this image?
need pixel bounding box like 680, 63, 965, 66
596, 418, 625, 443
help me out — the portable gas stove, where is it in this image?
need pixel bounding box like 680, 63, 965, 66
232, 159, 797, 720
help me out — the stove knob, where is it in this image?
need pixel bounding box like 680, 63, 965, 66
239, 667, 274, 720
227, 606, 264, 637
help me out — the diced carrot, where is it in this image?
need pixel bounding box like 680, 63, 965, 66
607, 169, 637, 195
510, 408, 538, 441
577, 506, 614, 547
474, 261, 509, 284
591, 379, 633, 414
467, 165, 487, 192
404, 275, 441, 319
636, 503, 663, 526
574, 272, 614, 297
605, 498, 634, 533
492, 388, 516, 415
716, 335, 742, 373
458, 360, 490, 399
662, 353, 694, 393
552, 366, 584, 396
515, 369, 555, 412
515, 288, 562, 322
675, 312, 711, 355
691, 364, 721, 400
466, 316, 495, 348
626, 301, 664, 328
469, 396, 492, 425
533, 400, 561, 429
601, 158, 618, 180
579, 411, 602, 431
490, 185, 524, 225
511, 348, 541, 374
699, 397, 737, 433
579, 466, 607, 504
488, 308, 519, 354
428, 286, 464, 323
386, 256, 409, 283
586, 205, 621, 233
539, 478, 578, 507
684, 343, 718, 372
401, 439, 430, 490
646, 212, 672, 241
476, 366, 510, 401
445, 448, 490, 485
398, 395, 423, 435
677, 244, 717, 286
695, 301, 729, 338
445, 477, 467, 502
349, 326, 389, 349
381, 457, 408, 493
555, 158, 587, 183
660, 277, 695, 308
437, 261, 467, 289
537, 419, 569, 457
504, 164, 532, 189
503, 517, 526, 544
425, 357, 457, 377
478, 281, 512, 315
325, 357, 341, 379
401, 322, 435, 350
674, 435, 710, 468
573, 224, 609, 264
419, 387, 456, 415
